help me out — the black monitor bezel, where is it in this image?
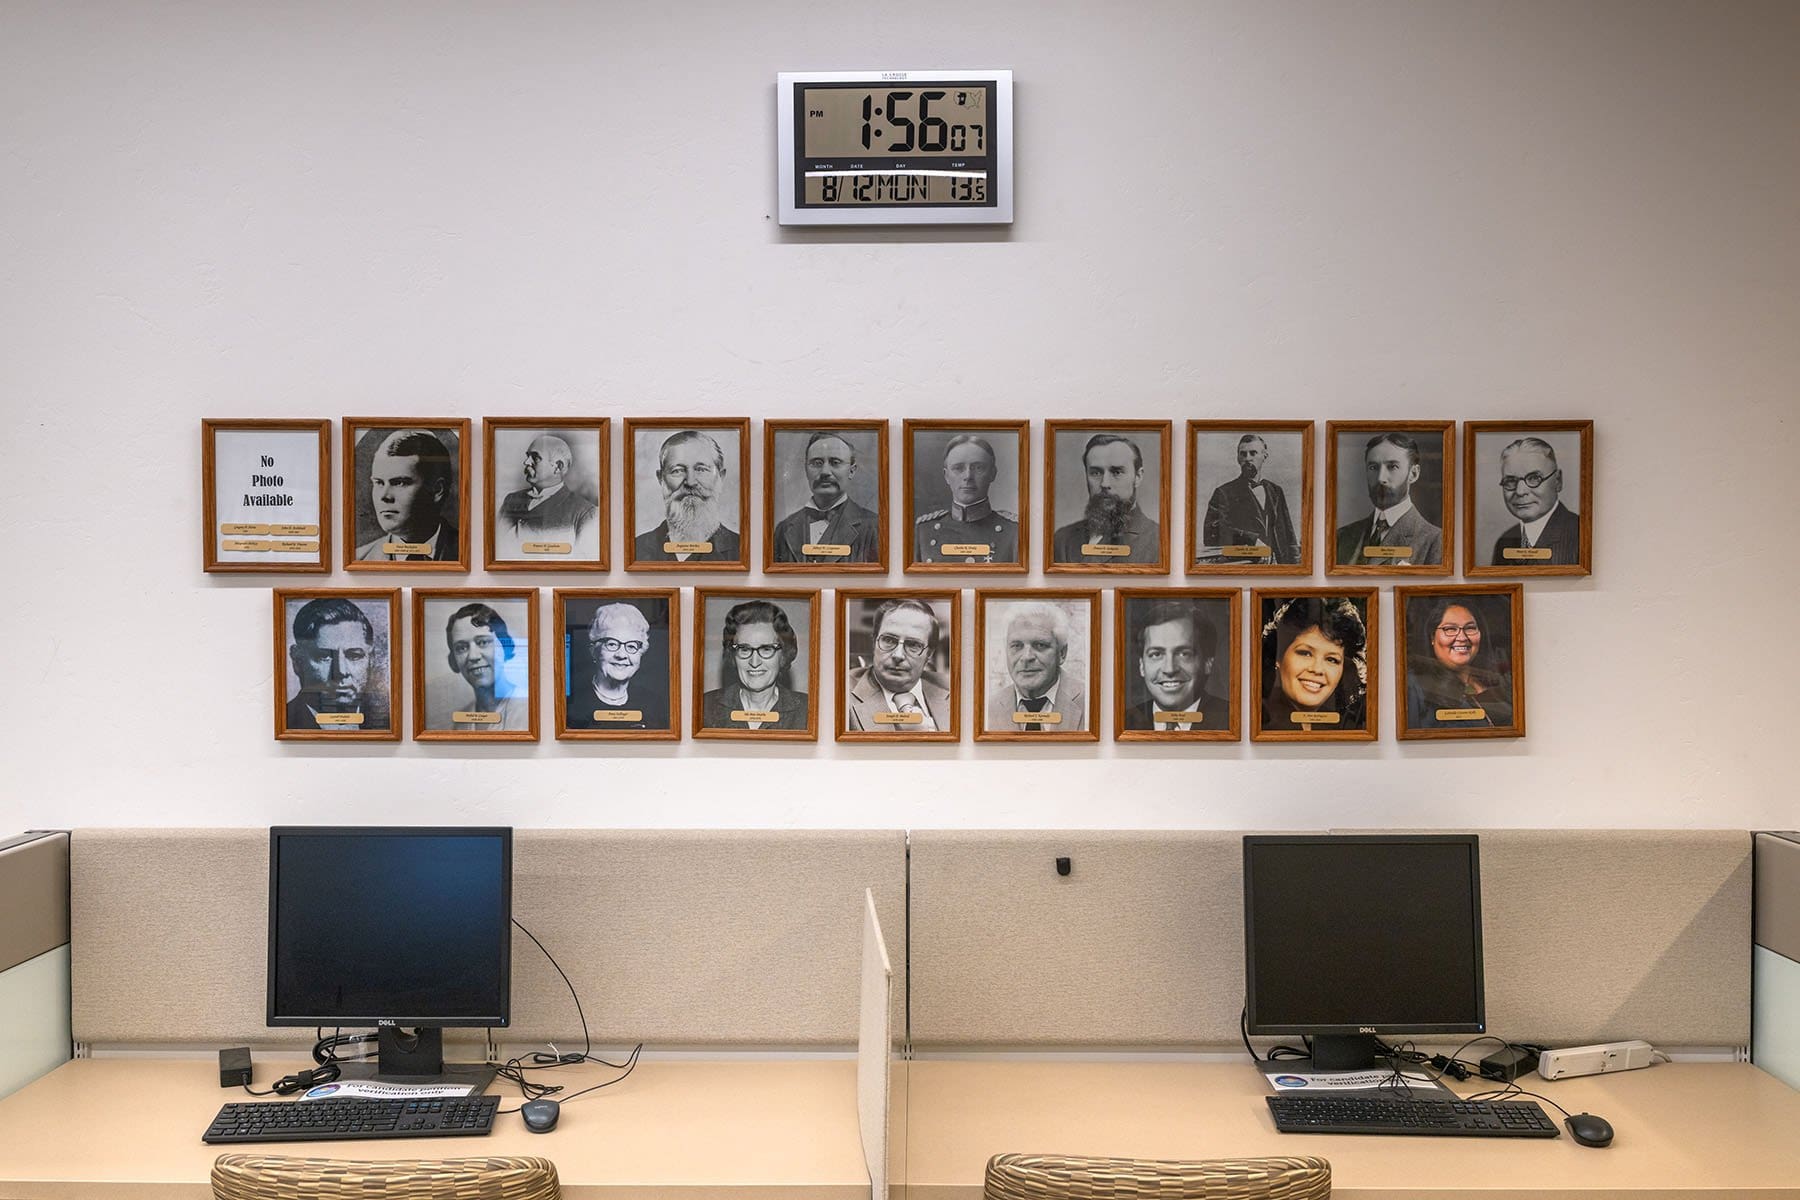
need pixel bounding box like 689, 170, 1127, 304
266, 825, 513, 1029
1242, 833, 1485, 1038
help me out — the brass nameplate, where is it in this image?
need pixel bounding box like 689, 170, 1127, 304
1361, 546, 1413, 559
273, 540, 318, 552
1220, 544, 1272, 558
384, 541, 431, 555
221, 523, 270, 535
523, 541, 573, 554
1081, 543, 1131, 557
731, 709, 779, 723
1288, 710, 1341, 725
453, 711, 503, 725
1013, 711, 1063, 724
664, 540, 713, 553
803, 542, 852, 556
270, 523, 319, 536
1154, 711, 1207, 724
314, 712, 365, 727
221, 538, 271, 552
874, 712, 923, 725
592, 709, 643, 722
941, 542, 991, 556
1435, 708, 1487, 722
1504, 546, 1553, 561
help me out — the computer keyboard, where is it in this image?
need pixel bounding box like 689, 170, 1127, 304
1266, 1093, 1560, 1137
203, 1095, 500, 1144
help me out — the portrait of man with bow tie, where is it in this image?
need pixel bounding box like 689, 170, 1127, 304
765, 422, 886, 572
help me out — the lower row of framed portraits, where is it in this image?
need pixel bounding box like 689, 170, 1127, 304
275, 585, 1525, 745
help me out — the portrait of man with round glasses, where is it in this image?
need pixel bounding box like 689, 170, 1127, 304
556, 591, 677, 738
696, 591, 818, 739
1465, 422, 1592, 577
837, 592, 958, 741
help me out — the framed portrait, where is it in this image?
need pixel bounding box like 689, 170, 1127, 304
1186, 420, 1312, 575
204, 419, 331, 573
554, 589, 680, 741
903, 419, 1029, 573
341, 418, 471, 572
623, 417, 750, 572
1044, 420, 1171, 574
763, 420, 889, 573
1325, 421, 1454, 576
411, 588, 539, 742
484, 418, 609, 571
1463, 420, 1593, 577
1250, 588, 1380, 743
273, 588, 400, 741
836, 589, 961, 743
1395, 584, 1525, 740
692, 588, 819, 741
1113, 588, 1241, 742
974, 589, 1101, 743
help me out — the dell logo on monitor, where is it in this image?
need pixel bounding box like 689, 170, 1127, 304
378, 1019, 397, 1027
1359, 1027, 1379, 1034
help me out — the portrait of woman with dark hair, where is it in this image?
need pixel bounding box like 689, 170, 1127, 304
698, 594, 815, 734
1399, 587, 1522, 738
1255, 593, 1373, 738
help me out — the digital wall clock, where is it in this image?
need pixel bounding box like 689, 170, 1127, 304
776, 69, 1013, 226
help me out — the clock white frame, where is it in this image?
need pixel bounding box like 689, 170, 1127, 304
776, 69, 1013, 226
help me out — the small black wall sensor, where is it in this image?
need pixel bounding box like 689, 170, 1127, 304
1055, 856, 1072, 877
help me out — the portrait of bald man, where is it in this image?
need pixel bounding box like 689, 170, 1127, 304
767, 424, 884, 568
1467, 424, 1590, 574
627, 422, 746, 568
490, 423, 604, 566
349, 423, 466, 567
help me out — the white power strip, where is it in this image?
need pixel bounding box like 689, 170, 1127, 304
1537, 1040, 1656, 1080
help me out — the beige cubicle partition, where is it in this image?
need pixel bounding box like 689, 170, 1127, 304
1754, 831, 1800, 1088
0, 831, 70, 1099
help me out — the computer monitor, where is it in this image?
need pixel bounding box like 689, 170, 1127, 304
267, 826, 512, 1089
1243, 834, 1484, 1072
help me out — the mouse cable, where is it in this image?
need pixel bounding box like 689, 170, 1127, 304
493, 917, 644, 1113
1464, 1081, 1574, 1119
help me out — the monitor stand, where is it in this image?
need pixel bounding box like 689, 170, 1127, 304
1285, 1033, 1386, 1074
331, 1027, 497, 1094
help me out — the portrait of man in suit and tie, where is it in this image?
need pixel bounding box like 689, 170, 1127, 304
625, 420, 749, 570
275, 590, 400, 741
1115, 591, 1238, 740
487, 420, 605, 568
1465, 422, 1591, 576
1190, 422, 1309, 572
837, 592, 958, 741
976, 592, 1099, 742
346, 421, 469, 570
1328, 423, 1453, 574
765, 422, 886, 572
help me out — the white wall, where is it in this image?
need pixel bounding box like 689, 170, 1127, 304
3, 0, 1797, 832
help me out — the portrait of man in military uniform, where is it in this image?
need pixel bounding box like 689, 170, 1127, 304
904, 421, 1028, 573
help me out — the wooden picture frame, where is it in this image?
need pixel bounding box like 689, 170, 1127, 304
1043, 420, 1172, 574
1324, 420, 1454, 577
691, 588, 820, 741
483, 417, 610, 572
1395, 584, 1525, 740
553, 589, 681, 741
341, 417, 472, 572
1185, 420, 1312, 576
203, 419, 331, 573
974, 588, 1102, 743
1463, 420, 1593, 577
273, 588, 401, 742
1249, 588, 1380, 743
1113, 588, 1241, 742
835, 588, 962, 743
902, 419, 1030, 573
623, 417, 751, 572
762, 419, 889, 574
411, 588, 540, 742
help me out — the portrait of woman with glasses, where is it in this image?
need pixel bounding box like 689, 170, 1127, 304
1397, 586, 1524, 740
696, 591, 819, 739
555, 591, 679, 739
836, 591, 959, 741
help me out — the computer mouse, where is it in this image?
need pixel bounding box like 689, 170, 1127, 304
1564, 1111, 1613, 1147
520, 1099, 560, 1133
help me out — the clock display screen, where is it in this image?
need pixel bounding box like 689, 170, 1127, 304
794, 81, 997, 208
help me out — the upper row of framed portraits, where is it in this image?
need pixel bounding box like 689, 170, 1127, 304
205, 417, 1593, 578
275, 583, 1524, 747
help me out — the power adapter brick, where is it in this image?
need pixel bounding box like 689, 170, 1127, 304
1538, 1040, 1656, 1081
1479, 1045, 1539, 1082
218, 1046, 251, 1089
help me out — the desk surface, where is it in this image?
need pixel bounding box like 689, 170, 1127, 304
0, 1056, 871, 1200
900, 1060, 1800, 1199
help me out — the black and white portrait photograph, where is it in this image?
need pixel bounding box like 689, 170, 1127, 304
555, 589, 679, 740
1326, 421, 1454, 575
763, 420, 887, 572
1251, 589, 1379, 742
412, 589, 539, 741
836, 590, 959, 742
1188, 421, 1310, 574
204, 419, 330, 573
693, 589, 818, 740
1114, 589, 1240, 741
342, 419, 471, 571
624, 418, 749, 571
1045, 421, 1171, 573
1396, 584, 1524, 740
1464, 420, 1592, 577
273, 589, 400, 741
485, 418, 607, 571
975, 590, 1100, 742
904, 420, 1028, 572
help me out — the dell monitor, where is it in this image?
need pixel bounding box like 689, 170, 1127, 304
267, 826, 512, 1090
1243, 833, 1484, 1072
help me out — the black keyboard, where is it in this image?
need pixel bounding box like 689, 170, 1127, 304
1267, 1093, 1560, 1137
203, 1095, 500, 1144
